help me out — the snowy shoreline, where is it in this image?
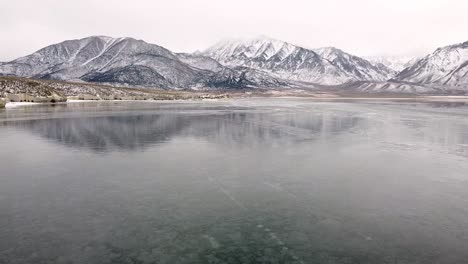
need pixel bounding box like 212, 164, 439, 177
3, 98, 223, 108
3, 95, 468, 109
5, 102, 43, 108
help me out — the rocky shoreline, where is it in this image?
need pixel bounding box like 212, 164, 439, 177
0, 76, 230, 108
0, 93, 229, 108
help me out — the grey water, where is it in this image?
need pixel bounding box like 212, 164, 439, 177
1, 98, 468, 264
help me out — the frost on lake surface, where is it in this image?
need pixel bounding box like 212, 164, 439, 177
1, 98, 468, 264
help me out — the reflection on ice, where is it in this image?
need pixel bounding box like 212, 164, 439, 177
1, 99, 468, 264
3, 99, 468, 157
3, 105, 362, 152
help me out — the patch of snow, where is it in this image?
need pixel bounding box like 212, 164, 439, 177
5, 102, 42, 108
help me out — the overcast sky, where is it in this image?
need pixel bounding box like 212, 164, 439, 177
1, 0, 467, 61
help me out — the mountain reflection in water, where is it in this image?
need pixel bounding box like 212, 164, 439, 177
5, 109, 361, 152
1, 99, 468, 264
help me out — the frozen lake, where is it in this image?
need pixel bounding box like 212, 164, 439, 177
1, 98, 468, 264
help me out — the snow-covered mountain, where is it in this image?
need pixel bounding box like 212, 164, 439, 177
176, 53, 225, 72
365, 55, 418, 73
314, 47, 394, 81
0, 36, 201, 87
0, 36, 286, 89
200, 37, 392, 85
1, 35, 467, 94
394, 41, 468, 88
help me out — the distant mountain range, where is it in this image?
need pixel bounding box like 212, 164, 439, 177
0, 36, 285, 90
365, 55, 418, 73
1, 36, 467, 94
201, 37, 394, 85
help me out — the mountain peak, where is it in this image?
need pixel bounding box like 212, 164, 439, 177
203, 36, 300, 65
209, 36, 291, 52
215, 35, 287, 46
394, 39, 468, 87
445, 40, 468, 50
315, 46, 342, 52
314, 47, 347, 60
86, 35, 115, 41
201, 37, 395, 85
64, 35, 123, 45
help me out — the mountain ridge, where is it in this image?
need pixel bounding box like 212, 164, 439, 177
1, 35, 468, 94
0, 36, 288, 89
393, 41, 468, 88
200, 36, 394, 85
